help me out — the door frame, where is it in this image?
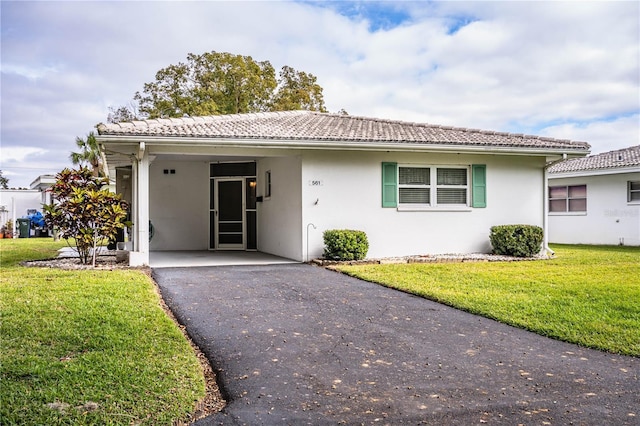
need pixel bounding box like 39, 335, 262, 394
213, 177, 246, 250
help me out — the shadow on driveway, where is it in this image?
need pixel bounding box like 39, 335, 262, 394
153, 264, 639, 425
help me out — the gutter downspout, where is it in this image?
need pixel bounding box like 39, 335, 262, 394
543, 167, 553, 256
543, 153, 567, 256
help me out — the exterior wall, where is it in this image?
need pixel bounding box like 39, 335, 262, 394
148, 160, 209, 250
548, 172, 640, 246
301, 151, 546, 259
257, 156, 303, 260
0, 190, 43, 231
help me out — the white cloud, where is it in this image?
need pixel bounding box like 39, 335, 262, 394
1, 0, 638, 187
0, 146, 48, 164
539, 114, 640, 154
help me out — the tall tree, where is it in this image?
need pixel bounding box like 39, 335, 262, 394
270, 66, 327, 112
70, 132, 102, 176
0, 170, 9, 189
129, 51, 326, 120
107, 104, 139, 124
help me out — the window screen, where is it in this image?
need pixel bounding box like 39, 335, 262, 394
549, 185, 586, 212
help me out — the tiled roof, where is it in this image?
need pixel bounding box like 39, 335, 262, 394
548, 145, 640, 174
97, 110, 590, 152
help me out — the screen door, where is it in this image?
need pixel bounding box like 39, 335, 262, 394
214, 179, 245, 249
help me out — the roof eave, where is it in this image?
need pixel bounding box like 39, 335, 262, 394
96, 135, 590, 157
549, 165, 640, 179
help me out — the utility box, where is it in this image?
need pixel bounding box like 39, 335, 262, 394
17, 218, 30, 238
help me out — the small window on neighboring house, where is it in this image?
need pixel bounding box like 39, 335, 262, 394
265, 170, 272, 198
629, 181, 640, 202
549, 184, 587, 212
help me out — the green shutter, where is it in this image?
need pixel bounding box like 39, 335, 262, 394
381, 162, 397, 208
471, 164, 487, 208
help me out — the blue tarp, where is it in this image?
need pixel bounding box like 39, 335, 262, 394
26, 211, 46, 228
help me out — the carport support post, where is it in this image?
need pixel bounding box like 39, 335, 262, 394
130, 142, 150, 266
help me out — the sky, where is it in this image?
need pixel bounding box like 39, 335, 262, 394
1, 0, 638, 188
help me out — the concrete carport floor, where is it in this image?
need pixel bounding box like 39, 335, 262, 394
149, 251, 297, 268
153, 264, 639, 426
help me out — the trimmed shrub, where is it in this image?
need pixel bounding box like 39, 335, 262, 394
323, 229, 369, 261
489, 224, 543, 257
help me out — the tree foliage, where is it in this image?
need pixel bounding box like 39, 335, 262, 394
69, 132, 102, 176
107, 104, 139, 124
271, 66, 326, 112
0, 170, 9, 189
118, 51, 326, 121
43, 168, 130, 266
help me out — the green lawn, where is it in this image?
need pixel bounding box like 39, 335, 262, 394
336, 245, 640, 356
0, 238, 206, 425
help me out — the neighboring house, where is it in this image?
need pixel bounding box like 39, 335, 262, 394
0, 174, 55, 234
96, 111, 590, 266
547, 145, 640, 246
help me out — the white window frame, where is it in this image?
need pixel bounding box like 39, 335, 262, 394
628, 181, 640, 204
265, 170, 272, 199
397, 165, 470, 211
549, 184, 587, 214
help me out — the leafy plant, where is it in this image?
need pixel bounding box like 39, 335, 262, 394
2, 219, 13, 238
489, 224, 543, 257
323, 229, 369, 261
43, 168, 130, 266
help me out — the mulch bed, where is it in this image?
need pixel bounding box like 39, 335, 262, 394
314, 252, 549, 266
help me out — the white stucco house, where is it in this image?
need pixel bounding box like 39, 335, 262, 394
0, 174, 55, 234
548, 145, 640, 246
96, 111, 590, 266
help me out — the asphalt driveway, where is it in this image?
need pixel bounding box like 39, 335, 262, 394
153, 264, 639, 425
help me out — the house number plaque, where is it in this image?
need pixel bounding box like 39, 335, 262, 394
308, 180, 324, 186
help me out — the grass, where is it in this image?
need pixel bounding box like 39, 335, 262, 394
0, 238, 205, 425
336, 244, 640, 357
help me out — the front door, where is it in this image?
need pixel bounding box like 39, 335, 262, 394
214, 179, 245, 249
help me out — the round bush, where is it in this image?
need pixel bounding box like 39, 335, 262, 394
489, 225, 543, 257
323, 229, 369, 261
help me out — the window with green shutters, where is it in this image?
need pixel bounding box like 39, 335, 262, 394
382, 163, 487, 209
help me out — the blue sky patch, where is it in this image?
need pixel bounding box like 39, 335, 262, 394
445, 15, 477, 35
300, 1, 413, 31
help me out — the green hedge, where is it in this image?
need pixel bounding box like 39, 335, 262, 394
323, 229, 369, 261
489, 224, 543, 257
